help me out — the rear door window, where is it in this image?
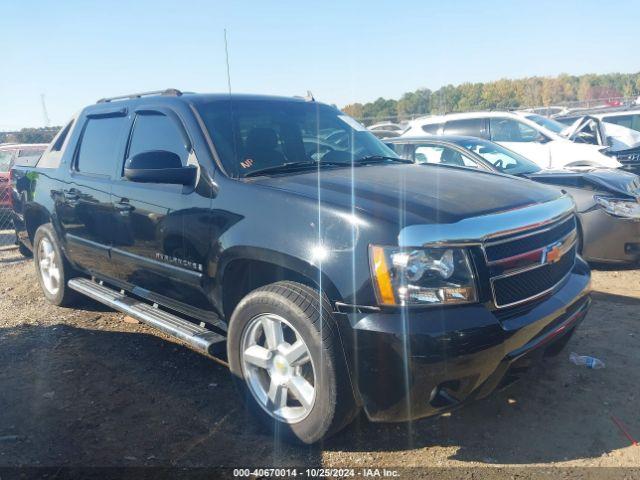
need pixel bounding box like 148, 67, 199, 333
76, 116, 128, 176
443, 118, 486, 137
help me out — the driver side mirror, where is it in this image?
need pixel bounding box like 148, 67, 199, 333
124, 150, 197, 185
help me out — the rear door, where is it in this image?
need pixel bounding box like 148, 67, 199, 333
109, 107, 213, 310
60, 111, 129, 273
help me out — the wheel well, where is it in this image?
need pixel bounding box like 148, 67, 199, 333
25, 208, 50, 245
221, 259, 323, 320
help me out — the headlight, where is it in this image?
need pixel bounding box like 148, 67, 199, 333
369, 245, 477, 306
594, 196, 640, 219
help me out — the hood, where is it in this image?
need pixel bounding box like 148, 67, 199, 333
526, 168, 640, 199
251, 164, 562, 226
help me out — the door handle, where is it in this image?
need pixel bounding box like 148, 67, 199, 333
63, 190, 79, 205
63, 190, 79, 201
115, 201, 134, 214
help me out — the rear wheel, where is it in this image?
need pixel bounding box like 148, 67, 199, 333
33, 224, 78, 306
228, 281, 358, 444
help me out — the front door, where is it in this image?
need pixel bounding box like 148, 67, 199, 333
109, 108, 214, 311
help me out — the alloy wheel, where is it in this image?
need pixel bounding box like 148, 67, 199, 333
38, 236, 61, 295
240, 313, 316, 424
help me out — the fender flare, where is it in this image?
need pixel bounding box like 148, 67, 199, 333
217, 245, 343, 305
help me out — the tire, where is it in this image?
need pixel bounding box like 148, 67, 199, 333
33, 223, 79, 306
227, 281, 358, 444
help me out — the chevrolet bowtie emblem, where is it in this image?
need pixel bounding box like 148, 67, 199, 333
542, 243, 563, 265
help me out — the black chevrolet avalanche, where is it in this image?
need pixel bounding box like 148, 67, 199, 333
11, 90, 591, 443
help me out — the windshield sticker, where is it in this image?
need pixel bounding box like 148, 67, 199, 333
338, 115, 367, 132
241, 158, 254, 169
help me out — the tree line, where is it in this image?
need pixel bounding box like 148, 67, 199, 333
342, 72, 640, 124
0, 127, 61, 145
3, 71, 640, 140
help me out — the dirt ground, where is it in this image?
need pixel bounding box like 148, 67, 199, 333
0, 241, 639, 476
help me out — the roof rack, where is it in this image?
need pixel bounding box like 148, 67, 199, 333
96, 88, 183, 104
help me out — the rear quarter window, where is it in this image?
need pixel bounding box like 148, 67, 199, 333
421, 123, 442, 134
38, 121, 74, 169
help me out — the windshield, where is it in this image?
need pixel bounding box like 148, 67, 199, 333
456, 138, 541, 175
196, 99, 398, 177
525, 114, 567, 134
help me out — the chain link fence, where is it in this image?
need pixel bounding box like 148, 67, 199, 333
0, 144, 49, 251
0, 184, 17, 250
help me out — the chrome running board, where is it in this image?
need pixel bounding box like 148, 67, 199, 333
68, 278, 226, 356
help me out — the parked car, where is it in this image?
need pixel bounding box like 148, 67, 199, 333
12, 89, 591, 443
549, 105, 640, 132
387, 135, 640, 265
402, 111, 622, 170
522, 106, 570, 117
370, 129, 401, 139
368, 122, 405, 133
556, 108, 640, 133
554, 110, 640, 173
0, 143, 47, 228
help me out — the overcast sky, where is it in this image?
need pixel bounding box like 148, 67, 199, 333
2, 0, 639, 129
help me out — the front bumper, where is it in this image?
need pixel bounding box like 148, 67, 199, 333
339, 258, 591, 422
579, 208, 640, 264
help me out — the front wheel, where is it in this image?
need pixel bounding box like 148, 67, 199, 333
227, 281, 358, 444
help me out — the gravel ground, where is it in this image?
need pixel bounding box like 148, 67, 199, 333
0, 242, 639, 476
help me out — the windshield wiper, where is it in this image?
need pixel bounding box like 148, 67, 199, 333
244, 160, 351, 177
355, 155, 412, 165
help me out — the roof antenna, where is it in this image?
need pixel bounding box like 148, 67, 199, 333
305, 90, 315, 102
224, 28, 233, 95
40, 94, 51, 127
224, 28, 240, 175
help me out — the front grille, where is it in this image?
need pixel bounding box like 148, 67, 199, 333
485, 216, 575, 262
615, 149, 640, 175
484, 214, 577, 308
492, 246, 576, 307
